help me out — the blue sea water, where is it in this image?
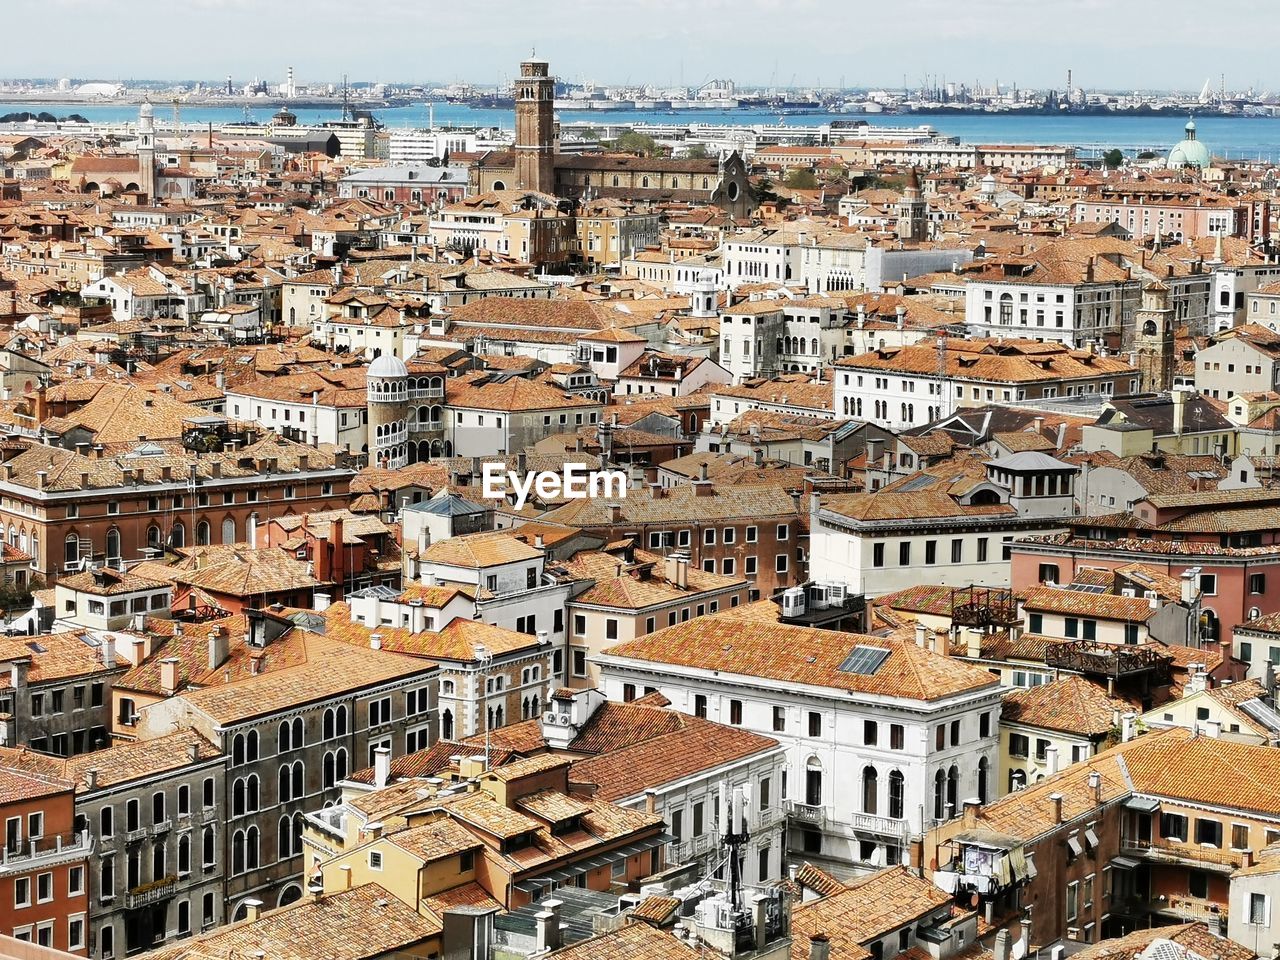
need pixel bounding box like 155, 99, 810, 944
6, 101, 1280, 161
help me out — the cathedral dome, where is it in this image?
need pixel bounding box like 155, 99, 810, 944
1168, 119, 1211, 170
138, 99, 153, 120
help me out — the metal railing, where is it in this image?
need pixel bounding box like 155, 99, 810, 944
1, 829, 92, 866
1121, 836, 1244, 870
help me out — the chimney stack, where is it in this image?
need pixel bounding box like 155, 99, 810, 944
159, 657, 180, 696
374, 746, 391, 788
1050, 792, 1064, 823
809, 933, 832, 960
535, 901, 563, 953
994, 929, 1011, 960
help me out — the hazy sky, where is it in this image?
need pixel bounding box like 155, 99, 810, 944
7, 0, 1277, 92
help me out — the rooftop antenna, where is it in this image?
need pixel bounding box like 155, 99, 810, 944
720, 782, 750, 912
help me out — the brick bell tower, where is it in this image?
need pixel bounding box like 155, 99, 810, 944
514, 57, 556, 194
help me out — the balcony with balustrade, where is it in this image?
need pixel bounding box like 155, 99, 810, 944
1, 829, 93, 869
125, 875, 177, 910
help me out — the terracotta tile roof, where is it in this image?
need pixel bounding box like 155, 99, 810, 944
542, 483, 799, 527
116, 616, 314, 696
1070, 922, 1256, 960
836, 337, 1135, 384
517, 789, 593, 823
420, 529, 543, 568
143, 882, 440, 960
791, 866, 952, 960
445, 372, 601, 412
322, 602, 540, 664
569, 716, 779, 802
1001, 676, 1129, 737
174, 630, 436, 725
140, 546, 326, 597
0, 632, 114, 687
630, 895, 681, 924
0, 729, 218, 792
59, 569, 167, 596
420, 881, 501, 925
566, 549, 743, 610
0, 766, 73, 804
1021, 586, 1159, 622
388, 815, 484, 863
872, 585, 958, 619
794, 863, 848, 899
602, 616, 998, 702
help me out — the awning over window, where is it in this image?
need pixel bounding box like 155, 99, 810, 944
1124, 796, 1160, 813
1110, 856, 1142, 870
1067, 836, 1084, 858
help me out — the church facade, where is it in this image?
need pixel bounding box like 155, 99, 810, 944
69, 100, 158, 200
470, 57, 756, 219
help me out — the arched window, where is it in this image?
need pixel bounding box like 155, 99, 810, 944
642, 176, 649, 188
278, 764, 291, 803
811, 338, 819, 355
933, 769, 946, 821
278, 721, 291, 753
106, 527, 121, 562
336, 748, 348, 781
233, 778, 245, 816
336, 706, 348, 736
146, 524, 162, 548
247, 731, 259, 761
178, 833, 191, 874
247, 775, 259, 812
323, 709, 334, 741
203, 826, 215, 868
278, 815, 293, 859
232, 733, 244, 766
441, 709, 453, 740
64, 533, 79, 570
221, 517, 235, 544
1009, 769, 1026, 792
170, 521, 185, 548
232, 830, 245, 875
292, 761, 304, 799
862, 766, 878, 815
245, 826, 259, 870
946, 764, 959, 818
196, 520, 211, 545
671, 177, 678, 188
292, 717, 303, 748
888, 770, 905, 820
977, 756, 989, 804
804, 757, 823, 807
323, 752, 335, 788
